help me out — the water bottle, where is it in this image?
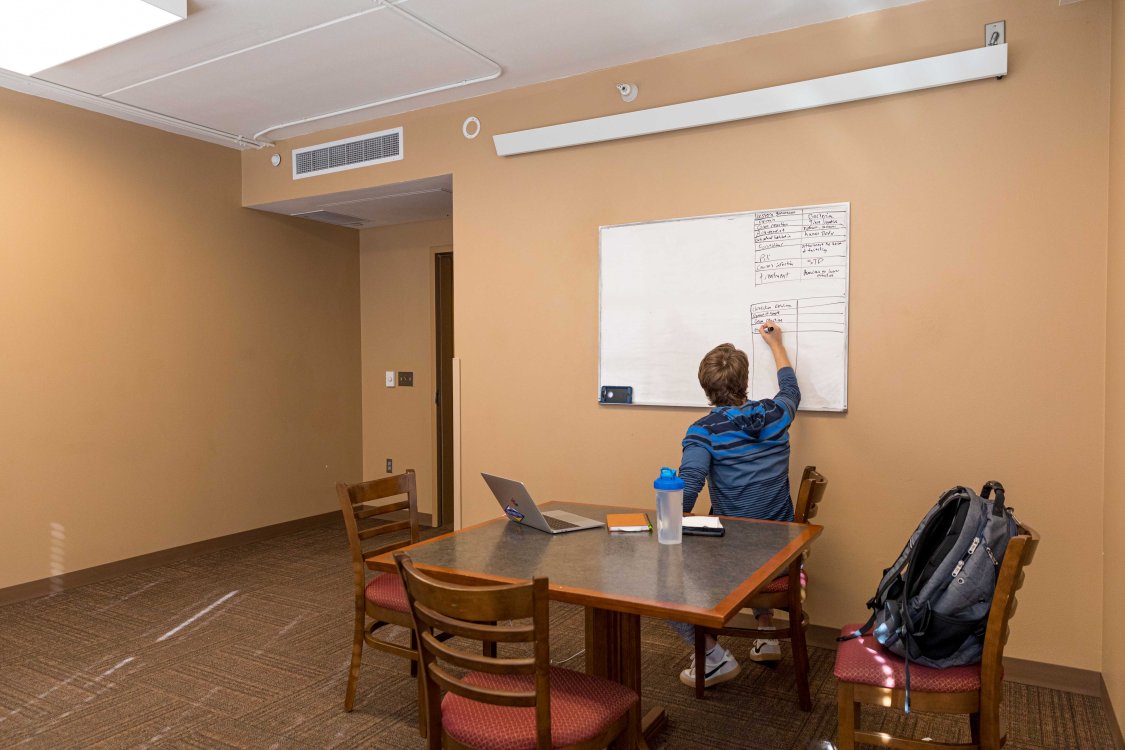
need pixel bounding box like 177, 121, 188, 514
654, 467, 683, 545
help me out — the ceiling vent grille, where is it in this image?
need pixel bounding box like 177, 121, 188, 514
292, 127, 403, 180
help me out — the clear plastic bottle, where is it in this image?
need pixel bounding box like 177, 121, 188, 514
654, 467, 683, 545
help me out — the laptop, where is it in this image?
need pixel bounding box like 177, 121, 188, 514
482, 473, 605, 534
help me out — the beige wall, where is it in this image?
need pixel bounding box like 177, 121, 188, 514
1105, 0, 1125, 732
245, 0, 1111, 670
0, 87, 362, 590
359, 219, 453, 516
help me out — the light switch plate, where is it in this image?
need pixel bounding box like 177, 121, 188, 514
385, 371, 396, 388
398, 371, 414, 387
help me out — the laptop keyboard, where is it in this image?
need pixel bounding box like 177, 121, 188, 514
544, 515, 580, 531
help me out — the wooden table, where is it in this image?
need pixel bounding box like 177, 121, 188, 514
369, 501, 822, 748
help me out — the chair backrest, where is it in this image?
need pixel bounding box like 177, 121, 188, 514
980, 521, 1040, 698
336, 471, 421, 601
395, 552, 552, 749
794, 465, 827, 524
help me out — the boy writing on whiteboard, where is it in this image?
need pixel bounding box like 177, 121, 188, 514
670, 320, 800, 689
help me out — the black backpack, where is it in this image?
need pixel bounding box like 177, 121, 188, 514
840, 482, 1018, 709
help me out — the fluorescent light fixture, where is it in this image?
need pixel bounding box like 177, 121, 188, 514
0, 0, 186, 76
495, 44, 1008, 157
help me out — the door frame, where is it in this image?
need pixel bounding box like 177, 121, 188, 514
432, 248, 456, 528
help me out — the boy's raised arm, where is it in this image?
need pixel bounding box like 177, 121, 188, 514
759, 320, 800, 412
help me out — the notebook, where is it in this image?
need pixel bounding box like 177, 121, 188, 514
683, 516, 725, 536
606, 513, 652, 532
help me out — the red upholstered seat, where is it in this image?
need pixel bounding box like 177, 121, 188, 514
833, 624, 981, 692
364, 573, 409, 613
441, 666, 637, 750
761, 570, 808, 593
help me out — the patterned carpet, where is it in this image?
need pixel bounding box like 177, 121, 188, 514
0, 519, 1115, 749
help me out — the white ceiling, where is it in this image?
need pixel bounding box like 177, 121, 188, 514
6, 0, 925, 147
4, 0, 925, 229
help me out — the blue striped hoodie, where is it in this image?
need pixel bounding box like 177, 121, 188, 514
679, 367, 800, 521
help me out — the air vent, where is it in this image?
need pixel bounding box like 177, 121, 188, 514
294, 211, 367, 228
292, 127, 403, 179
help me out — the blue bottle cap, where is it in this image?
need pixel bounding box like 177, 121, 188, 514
653, 467, 684, 490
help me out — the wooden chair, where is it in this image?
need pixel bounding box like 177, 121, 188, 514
394, 552, 639, 750
336, 471, 423, 714
693, 465, 827, 709
834, 521, 1040, 750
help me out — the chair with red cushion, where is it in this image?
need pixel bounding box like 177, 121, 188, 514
834, 521, 1039, 750
693, 465, 827, 709
336, 471, 424, 714
395, 552, 639, 750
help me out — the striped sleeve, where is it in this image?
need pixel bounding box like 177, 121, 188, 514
679, 440, 711, 513
773, 366, 801, 417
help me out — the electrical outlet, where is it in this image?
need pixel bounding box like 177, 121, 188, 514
385, 371, 396, 388
985, 21, 1004, 46
386, 458, 393, 473
398, 371, 414, 387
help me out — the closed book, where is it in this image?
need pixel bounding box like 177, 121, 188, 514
606, 513, 652, 532
683, 516, 725, 536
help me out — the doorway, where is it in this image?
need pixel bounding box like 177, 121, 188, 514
434, 251, 454, 528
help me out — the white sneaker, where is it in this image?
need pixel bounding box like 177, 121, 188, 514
749, 638, 781, 662
679, 646, 741, 688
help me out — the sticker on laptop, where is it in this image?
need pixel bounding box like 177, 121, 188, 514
504, 504, 525, 522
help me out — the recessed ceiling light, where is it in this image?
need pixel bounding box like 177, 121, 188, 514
0, 0, 186, 76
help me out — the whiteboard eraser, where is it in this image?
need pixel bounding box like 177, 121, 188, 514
600, 386, 633, 404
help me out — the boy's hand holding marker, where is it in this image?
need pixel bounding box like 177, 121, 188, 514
759, 320, 792, 370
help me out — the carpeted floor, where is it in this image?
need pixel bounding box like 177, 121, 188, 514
0, 520, 1115, 749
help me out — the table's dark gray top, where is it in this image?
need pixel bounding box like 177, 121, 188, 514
372, 502, 821, 627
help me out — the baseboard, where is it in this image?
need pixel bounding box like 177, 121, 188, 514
1103, 676, 1125, 750
807, 624, 1102, 696
0, 511, 342, 606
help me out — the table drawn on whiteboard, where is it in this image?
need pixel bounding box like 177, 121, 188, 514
599, 202, 849, 411
753, 206, 848, 285
750, 296, 846, 386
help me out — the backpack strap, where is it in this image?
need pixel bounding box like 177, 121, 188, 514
981, 480, 1006, 517
836, 611, 877, 643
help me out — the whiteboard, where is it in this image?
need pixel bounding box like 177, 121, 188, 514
599, 203, 849, 411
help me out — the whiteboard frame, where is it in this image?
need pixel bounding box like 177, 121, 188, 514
598, 202, 850, 412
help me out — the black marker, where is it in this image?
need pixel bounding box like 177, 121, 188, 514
762, 325, 775, 333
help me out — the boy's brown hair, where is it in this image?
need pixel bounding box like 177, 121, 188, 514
698, 343, 749, 407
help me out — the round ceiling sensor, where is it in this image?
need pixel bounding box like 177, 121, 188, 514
270, 153, 281, 167
462, 116, 481, 140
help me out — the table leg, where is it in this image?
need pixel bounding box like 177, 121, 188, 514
585, 607, 664, 748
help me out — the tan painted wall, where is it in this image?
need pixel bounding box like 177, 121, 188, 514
244, 0, 1111, 670
1104, 0, 1125, 732
359, 219, 453, 516
0, 87, 362, 590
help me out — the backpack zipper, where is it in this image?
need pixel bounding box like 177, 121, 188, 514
985, 545, 999, 567
951, 536, 981, 579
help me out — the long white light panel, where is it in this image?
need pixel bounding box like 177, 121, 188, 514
494, 44, 1007, 157
0, 0, 186, 76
